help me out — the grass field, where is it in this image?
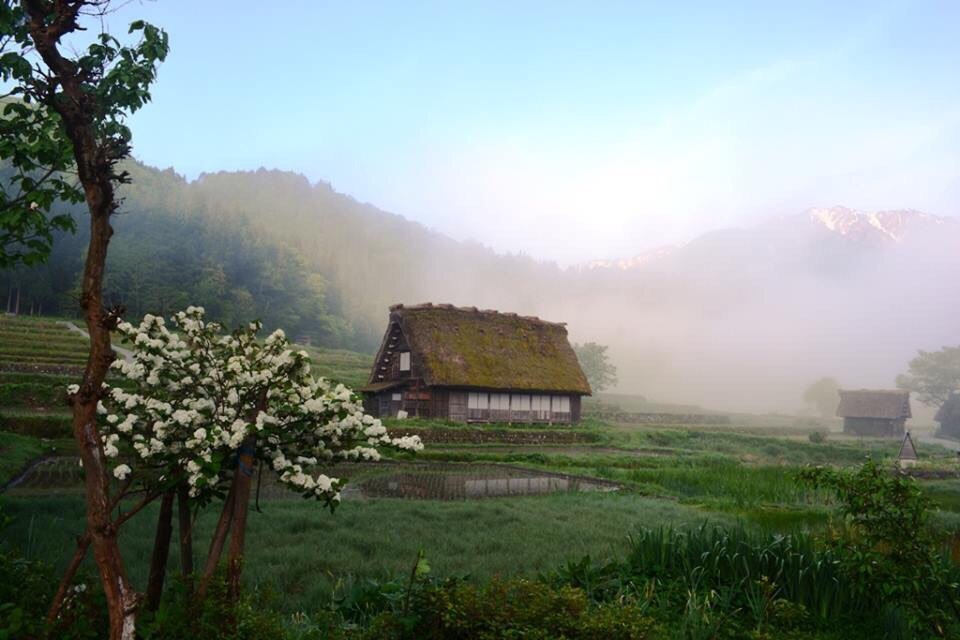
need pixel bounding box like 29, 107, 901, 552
3, 492, 728, 613
3, 313, 960, 636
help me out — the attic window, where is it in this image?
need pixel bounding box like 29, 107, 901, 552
399, 351, 411, 371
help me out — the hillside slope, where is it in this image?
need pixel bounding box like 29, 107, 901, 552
5, 165, 959, 412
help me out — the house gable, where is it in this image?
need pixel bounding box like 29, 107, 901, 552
389, 303, 592, 395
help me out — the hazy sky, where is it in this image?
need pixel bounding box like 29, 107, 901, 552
119, 0, 960, 264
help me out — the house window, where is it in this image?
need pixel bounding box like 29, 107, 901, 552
552, 396, 570, 414
468, 392, 489, 410
511, 394, 531, 413
399, 351, 411, 371
531, 395, 549, 420
490, 393, 510, 412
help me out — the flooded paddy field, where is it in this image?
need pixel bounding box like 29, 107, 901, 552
4, 457, 618, 500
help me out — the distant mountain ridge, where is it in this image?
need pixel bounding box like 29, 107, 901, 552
805, 206, 952, 243
579, 207, 957, 271
7, 163, 959, 413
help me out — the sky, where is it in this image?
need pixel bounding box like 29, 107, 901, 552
113, 0, 960, 264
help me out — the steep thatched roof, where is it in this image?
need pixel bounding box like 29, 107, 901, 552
898, 432, 918, 460
836, 389, 911, 419
383, 303, 591, 394
935, 393, 960, 425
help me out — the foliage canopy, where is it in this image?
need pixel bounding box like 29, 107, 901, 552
897, 346, 960, 407
573, 342, 617, 393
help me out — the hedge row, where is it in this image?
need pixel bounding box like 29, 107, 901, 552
387, 426, 598, 445
0, 345, 90, 359
0, 412, 72, 438
0, 362, 86, 376
0, 382, 68, 408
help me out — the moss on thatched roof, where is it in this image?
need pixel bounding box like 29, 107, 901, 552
836, 389, 911, 419
389, 303, 591, 394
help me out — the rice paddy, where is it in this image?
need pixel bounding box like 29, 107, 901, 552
3, 313, 960, 633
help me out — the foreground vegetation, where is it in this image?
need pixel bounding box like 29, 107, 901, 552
3, 313, 960, 638
6, 464, 960, 639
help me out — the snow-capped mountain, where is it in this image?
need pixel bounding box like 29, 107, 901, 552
581, 245, 679, 271
555, 206, 960, 412
580, 207, 956, 271
806, 206, 950, 243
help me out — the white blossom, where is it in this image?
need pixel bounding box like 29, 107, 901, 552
96, 306, 423, 503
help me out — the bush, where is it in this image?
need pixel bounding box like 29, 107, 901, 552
0, 506, 107, 640
0, 412, 71, 438
140, 577, 292, 640
800, 460, 960, 637
808, 431, 827, 444
367, 577, 658, 640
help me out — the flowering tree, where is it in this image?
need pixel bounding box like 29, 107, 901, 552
54, 307, 422, 620
7, 2, 169, 637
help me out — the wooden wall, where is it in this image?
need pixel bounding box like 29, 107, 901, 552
843, 417, 905, 437
365, 386, 586, 425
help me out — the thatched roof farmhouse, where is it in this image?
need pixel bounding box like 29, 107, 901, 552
836, 389, 911, 437
361, 303, 591, 423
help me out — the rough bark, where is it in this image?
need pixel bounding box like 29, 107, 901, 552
226, 436, 257, 600
23, 3, 139, 637
145, 490, 175, 611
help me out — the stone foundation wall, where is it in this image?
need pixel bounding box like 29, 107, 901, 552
386, 426, 595, 445
586, 411, 731, 425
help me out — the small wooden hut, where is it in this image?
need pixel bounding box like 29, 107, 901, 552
935, 393, 960, 439
897, 431, 918, 469
360, 303, 592, 424
836, 389, 911, 437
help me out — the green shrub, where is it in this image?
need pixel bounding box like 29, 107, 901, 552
0, 382, 68, 408
367, 577, 658, 639
0, 412, 72, 438
0, 505, 107, 640
800, 460, 960, 637
140, 577, 291, 640
808, 431, 827, 444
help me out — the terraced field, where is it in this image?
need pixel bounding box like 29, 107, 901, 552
298, 344, 372, 388
0, 316, 83, 444
0, 315, 88, 370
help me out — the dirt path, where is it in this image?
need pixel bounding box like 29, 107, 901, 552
59, 320, 133, 363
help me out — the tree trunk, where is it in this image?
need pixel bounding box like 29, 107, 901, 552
197, 482, 236, 599
46, 533, 91, 628
145, 490, 175, 611
226, 436, 257, 601
177, 483, 194, 582
23, 3, 159, 637
77, 397, 138, 640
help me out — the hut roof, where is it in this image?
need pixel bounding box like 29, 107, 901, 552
836, 389, 911, 419
380, 303, 591, 394
935, 393, 960, 424
898, 432, 918, 460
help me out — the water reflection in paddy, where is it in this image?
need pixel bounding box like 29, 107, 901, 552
355, 464, 619, 500
6, 459, 619, 501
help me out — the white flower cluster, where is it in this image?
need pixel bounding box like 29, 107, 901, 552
96, 307, 423, 501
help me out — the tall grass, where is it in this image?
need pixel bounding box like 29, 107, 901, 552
1, 492, 729, 613
625, 525, 856, 620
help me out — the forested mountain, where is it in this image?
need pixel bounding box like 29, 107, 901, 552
2, 161, 563, 351
4, 162, 959, 412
